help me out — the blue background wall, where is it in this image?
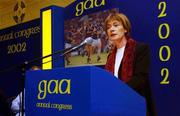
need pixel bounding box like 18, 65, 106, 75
0, 0, 179, 115
0, 19, 41, 97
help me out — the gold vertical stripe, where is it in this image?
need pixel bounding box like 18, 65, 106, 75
42, 9, 52, 69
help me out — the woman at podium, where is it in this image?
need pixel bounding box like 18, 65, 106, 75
104, 12, 157, 116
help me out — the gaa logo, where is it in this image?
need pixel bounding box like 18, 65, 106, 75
13, 0, 26, 24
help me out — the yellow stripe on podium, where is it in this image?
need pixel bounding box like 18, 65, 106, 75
42, 9, 52, 69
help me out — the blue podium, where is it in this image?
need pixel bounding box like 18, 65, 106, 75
25, 66, 146, 116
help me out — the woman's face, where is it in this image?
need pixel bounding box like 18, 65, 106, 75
106, 20, 127, 43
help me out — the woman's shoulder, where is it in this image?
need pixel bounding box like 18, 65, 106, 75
136, 41, 150, 50
135, 41, 150, 56
136, 42, 149, 49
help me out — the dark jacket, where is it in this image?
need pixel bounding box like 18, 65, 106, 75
105, 38, 157, 116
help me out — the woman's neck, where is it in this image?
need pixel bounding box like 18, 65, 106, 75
115, 36, 127, 48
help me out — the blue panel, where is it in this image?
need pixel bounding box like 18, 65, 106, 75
65, 0, 122, 19
90, 67, 146, 116
51, 6, 65, 68
40, 6, 65, 68
25, 66, 145, 115
148, 1, 180, 116
25, 67, 91, 116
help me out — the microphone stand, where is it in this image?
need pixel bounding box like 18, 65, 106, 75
20, 62, 27, 116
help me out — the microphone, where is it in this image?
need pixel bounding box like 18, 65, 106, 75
61, 37, 93, 56
0, 37, 93, 73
